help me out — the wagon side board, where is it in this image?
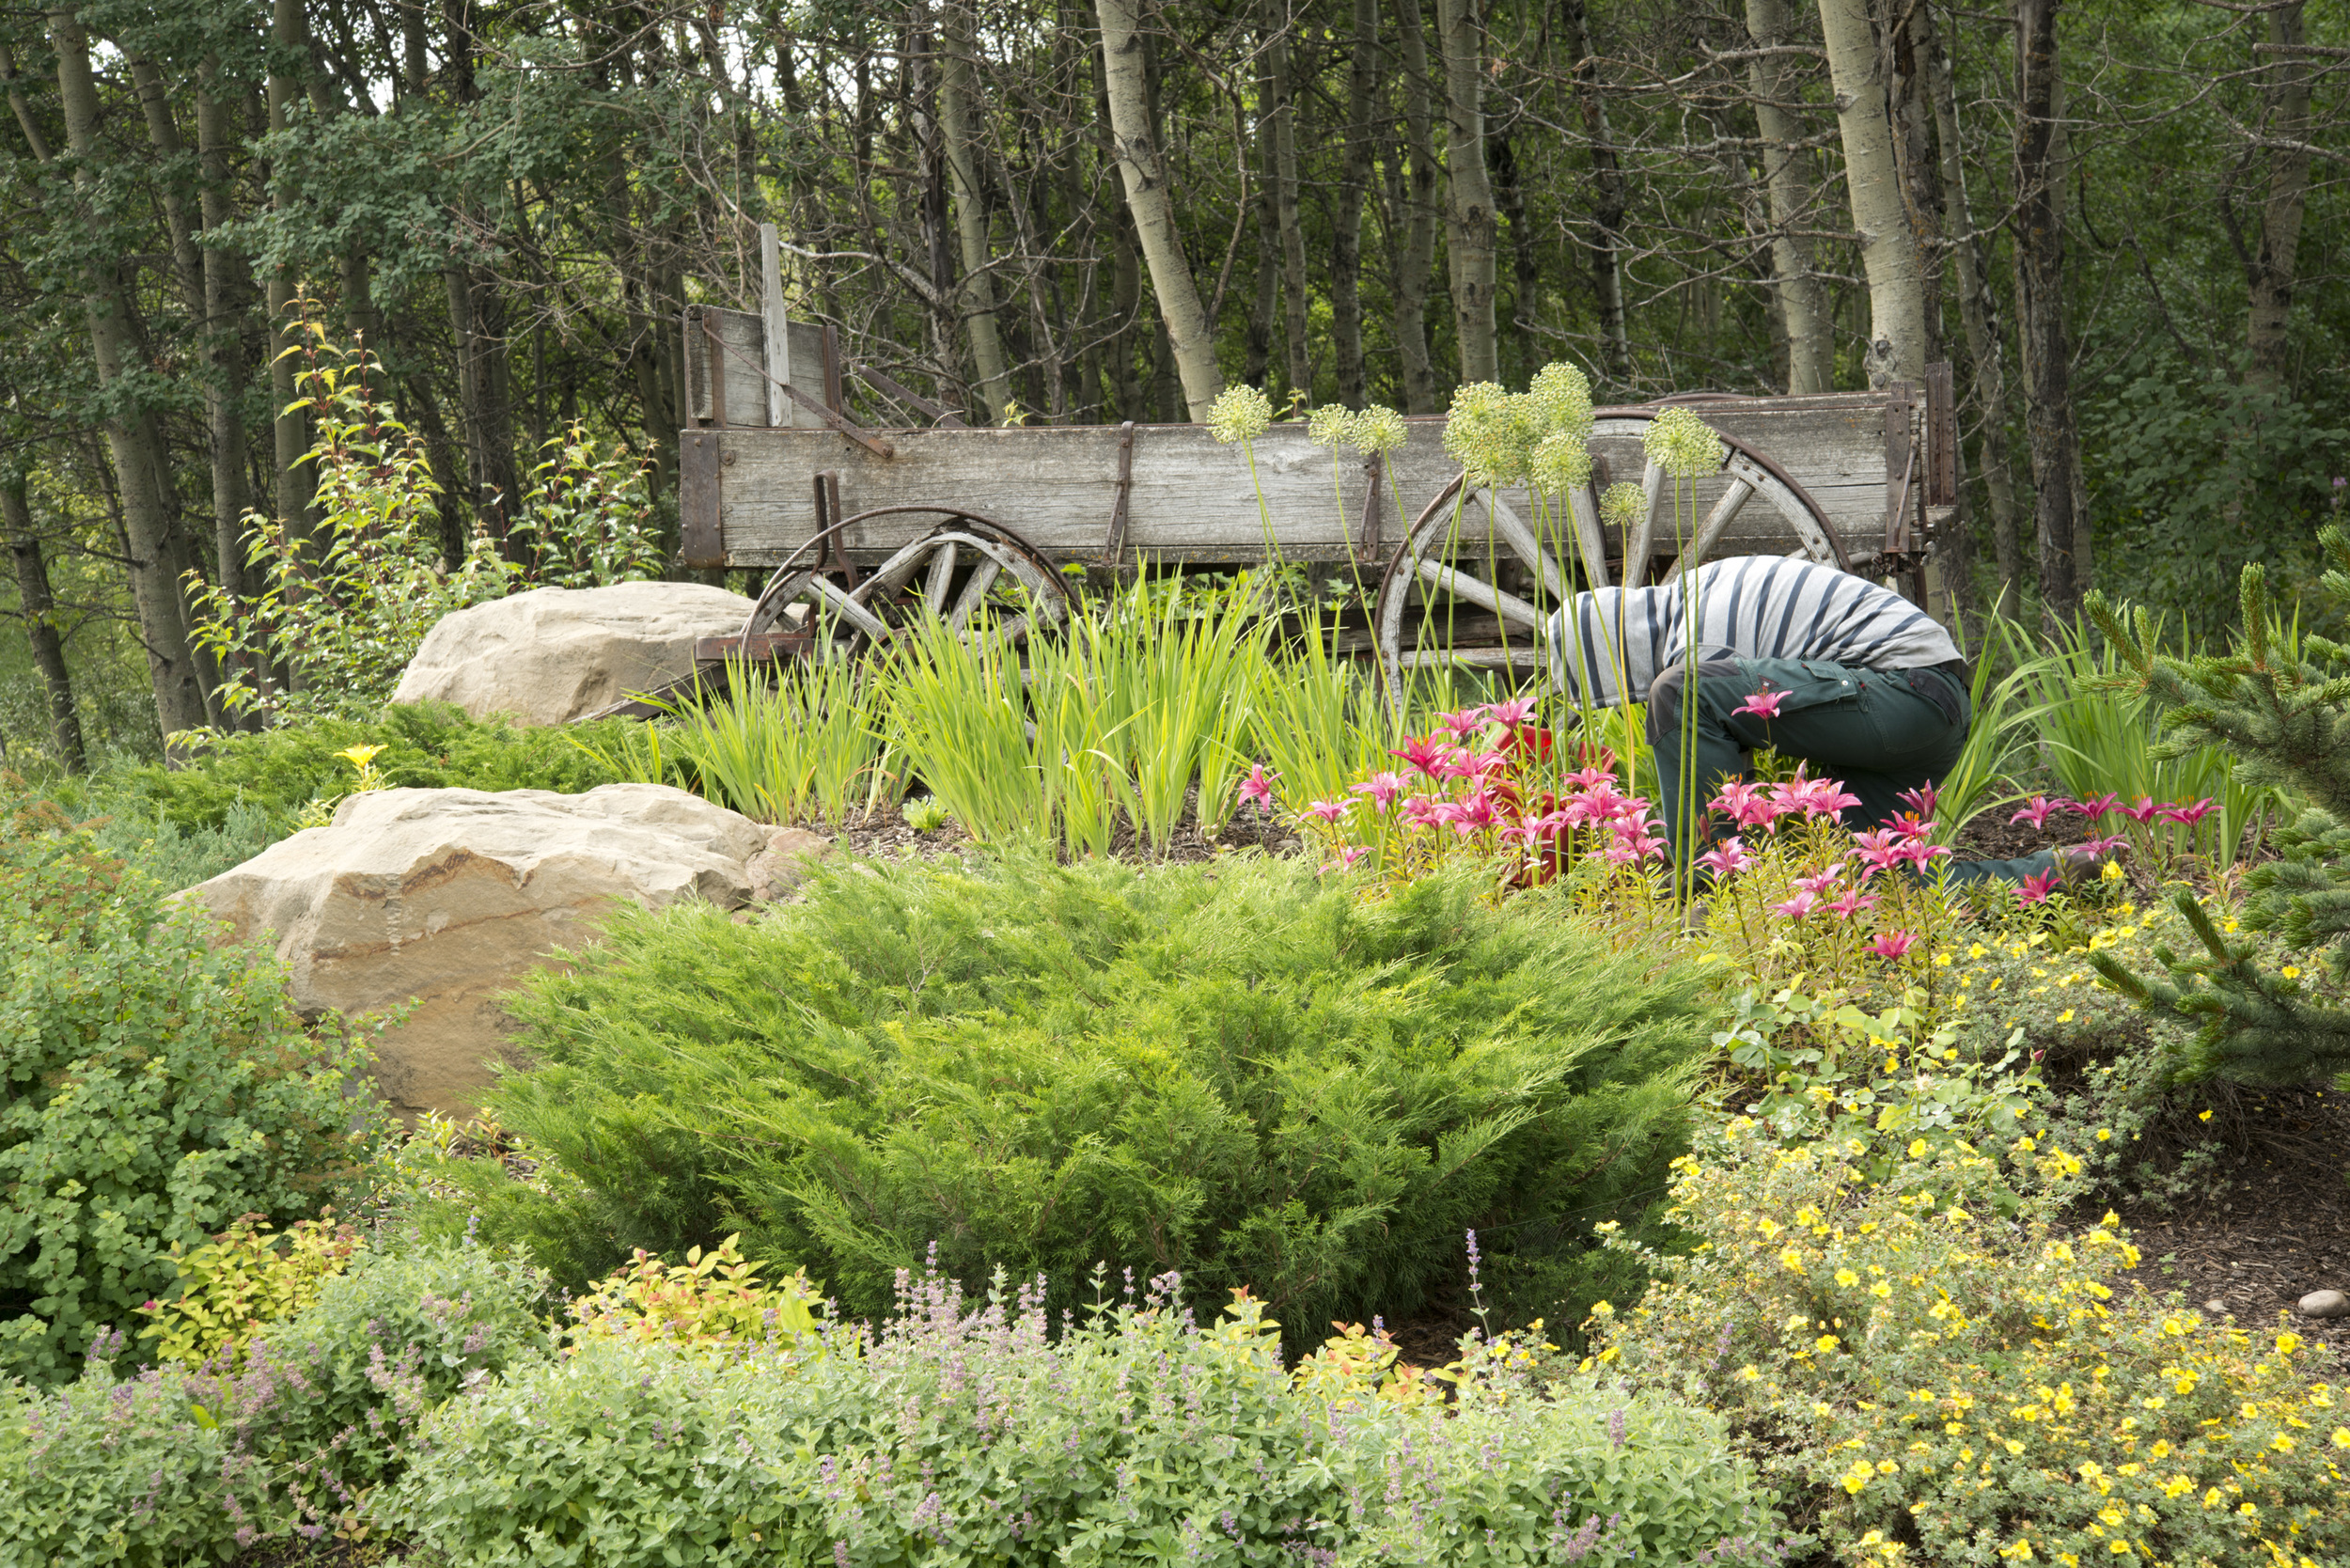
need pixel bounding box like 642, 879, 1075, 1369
680, 396, 1906, 573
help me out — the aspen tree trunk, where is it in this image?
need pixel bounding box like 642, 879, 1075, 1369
1818, 0, 1925, 386
939, 4, 1013, 423
1393, 0, 1442, 412
47, 7, 210, 741
2013, 0, 2088, 622
3, 479, 86, 773
1247, 34, 1281, 389
1743, 0, 1832, 393
1331, 0, 1378, 406
1094, 0, 1222, 418
1434, 0, 1497, 383
1926, 3, 2021, 610
1261, 3, 1312, 400
1560, 2, 1629, 385
194, 69, 255, 618
266, 0, 312, 545
2245, 0, 2310, 391
1888, 4, 1945, 371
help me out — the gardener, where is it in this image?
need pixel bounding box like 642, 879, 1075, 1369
1543, 554, 2101, 886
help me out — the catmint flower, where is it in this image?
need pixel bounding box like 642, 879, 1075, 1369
1207, 384, 1272, 445
1642, 404, 1724, 479
1600, 481, 1646, 532
1528, 361, 1595, 443
1350, 404, 1407, 454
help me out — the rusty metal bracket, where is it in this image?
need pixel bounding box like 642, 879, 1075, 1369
1357, 449, 1384, 563
1102, 422, 1138, 566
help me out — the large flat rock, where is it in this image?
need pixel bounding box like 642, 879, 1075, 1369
391, 581, 753, 727
179, 784, 773, 1117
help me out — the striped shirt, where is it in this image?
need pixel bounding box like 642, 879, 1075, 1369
1544, 557, 1962, 705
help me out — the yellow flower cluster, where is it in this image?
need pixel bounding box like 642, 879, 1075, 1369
1590, 1121, 2346, 1568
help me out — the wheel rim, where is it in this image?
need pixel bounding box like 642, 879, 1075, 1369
1372, 407, 1846, 712
741, 509, 1071, 660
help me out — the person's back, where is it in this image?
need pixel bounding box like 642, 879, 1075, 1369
1543, 555, 1962, 707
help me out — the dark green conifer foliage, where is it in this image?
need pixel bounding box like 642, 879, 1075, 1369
470, 853, 1702, 1340
2086, 525, 2350, 1085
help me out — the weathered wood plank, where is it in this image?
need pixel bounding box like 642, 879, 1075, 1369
702, 395, 1900, 570
683, 306, 829, 430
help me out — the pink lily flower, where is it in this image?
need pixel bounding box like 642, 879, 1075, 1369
1695, 838, 1752, 877
1563, 765, 1618, 792
1389, 732, 1449, 778
1350, 771, 1409, 810
2074, 792, 2122, 822
2009, 794, 2074, 831
1401, 794, 1442, 829
1823, 888, 1880, 918
1895, 782, 1939, 819
2118, 796, 2163, 825
1237, 763, 1281, 810
1732, 687, 1787, 720
1866, 931, 1917, 960
1890, 840, 1953, 870
2159, 798, 2217, 826
2014, 868, 2063, 906
1483, 695, 1541, 729
1770, 890, 1819, 919
1303, 798, 1353, 824
1792, 862, 1846, 895
1606, 818, 1667, 865
1321, 845, 1371, 872
1445, 789, 1501, 836
1434, 707, 1488, 736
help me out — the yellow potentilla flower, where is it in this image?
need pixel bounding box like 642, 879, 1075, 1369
1871, 1281, 1893, 1298
2330, 1427, 2350, 1449
1816, 1335, 1841, 1354
2271, 1435, 2294, 1452
2281, 964, 2301, 979
2057, 1009, 2075, 1023
2276, 1332, 2301, 1354
2096, 1128, 2112, 1141
1836, 1268, 1860, 1288
1780, 1248, 1806, 1271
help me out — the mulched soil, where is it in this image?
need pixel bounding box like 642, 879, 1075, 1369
2092, 1080, 2350, 1359
819, 800, 1302, 869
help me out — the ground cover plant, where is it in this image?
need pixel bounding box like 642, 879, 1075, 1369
436, 850, 1703, 1337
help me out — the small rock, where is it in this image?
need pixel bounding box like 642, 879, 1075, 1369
2298, 1289, 2349, 1319
746, 827, 836, 902
2203, 1299, 2227, 1315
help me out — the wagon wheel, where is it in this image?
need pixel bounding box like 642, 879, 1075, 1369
1371, 407, 1847, 712
739, 507, 1071, 662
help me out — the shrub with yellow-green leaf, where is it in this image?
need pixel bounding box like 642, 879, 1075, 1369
565, 1234, 820, 1351
1590, 1118, 2346, 1568
136, 1211, 363, 1367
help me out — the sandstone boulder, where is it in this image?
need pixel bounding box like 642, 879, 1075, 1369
179, 784, 771, 1118
391, 581, 754, 727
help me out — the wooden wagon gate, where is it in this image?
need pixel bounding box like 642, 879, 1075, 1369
668, 240, 1961, 704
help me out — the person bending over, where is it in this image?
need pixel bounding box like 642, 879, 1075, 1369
1543, 554, 2095, 886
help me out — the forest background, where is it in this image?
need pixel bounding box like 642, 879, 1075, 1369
0, 0, 2343, 767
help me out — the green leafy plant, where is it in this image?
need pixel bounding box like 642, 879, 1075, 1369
384, 1269, 1781, 1568
565, 1234, 820, 1351
1593, 1119, 2350, 1568
136, 1211, 364, 1369
2087, 526, 2350, 1084
188, 318, 514, 724
899, 793, 949, 832
0, 798, 389, 1383
463, 852, 1701, 1335
652, 659, 897, 825
506, 421, 666, 589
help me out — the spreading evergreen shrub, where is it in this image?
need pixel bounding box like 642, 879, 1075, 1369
462, 852, 1703, 1337
116, 699, 640, 837
0, 801, 387, 1384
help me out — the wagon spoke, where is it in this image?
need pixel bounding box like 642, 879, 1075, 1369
1411, 557, 1544, 629
922, 541, 959, 610
1664, 475, 1754, 581
947, 557, 1002, 632
1622, 460, 1668, 587
807, 574, 891, 642
1471, 490, 1568, 603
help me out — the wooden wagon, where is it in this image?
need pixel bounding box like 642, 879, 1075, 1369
668, 254, 1960, 709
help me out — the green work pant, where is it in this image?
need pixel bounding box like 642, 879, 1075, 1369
1643, 655, 2055, 886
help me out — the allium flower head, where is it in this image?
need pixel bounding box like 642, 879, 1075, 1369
1528, 361, 1595, 442
1207, 384, 1273, 446
1307, 404, 1357, 448
1442, 382, 1534, 486
1642, 405, 1725, 480
1530, 431, 1594, 494
1600, 481, 1647, 532
1351, 404, 1408, 455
